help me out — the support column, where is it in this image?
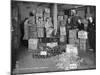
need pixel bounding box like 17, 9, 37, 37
53, 3, 58, 35
86, 6, 91, 18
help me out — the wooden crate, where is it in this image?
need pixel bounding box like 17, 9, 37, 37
28, 39, 38, 50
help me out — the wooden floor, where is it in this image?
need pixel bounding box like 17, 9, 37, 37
13, 47, 96, 74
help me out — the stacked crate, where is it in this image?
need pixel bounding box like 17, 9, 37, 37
78, 30, 88, 51
60, 25, 66, 43
28, 16, 37, 38
59, 16, 67, 43
28, 39, 38, 50
28, 15, 38, 50
36, 7, 44, 38
69, 29, 79, 46
44, 8, 54, 38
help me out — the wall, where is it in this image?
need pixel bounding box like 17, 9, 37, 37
18, 3, 38, 21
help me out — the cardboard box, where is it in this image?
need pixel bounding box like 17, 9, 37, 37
37, 27, 44, 37
79, 39, 87, 51
66, 44, 78, 55
69, 64, 77, 69
44, 13, 50, 18
69, 38, 79, 47
44, 17, 53, 28
60, 26, 66, 36
58, 16, 63, 21
78, 30, 88, 39
46, 28, 53, 37
69, 38, 76, 45
28, 16, 36, 24
64, 15, 68, 20
46, 42, 58, 48
36, 7, 43, 17
29, 32, 37, 38
28, 25, 37, 32
44, 8, 50, 13
28, 39, 38, 50
69, 29, 78, 39
60, 36, 66, 42
60, 20, 66, 26
40, 51, 47, 55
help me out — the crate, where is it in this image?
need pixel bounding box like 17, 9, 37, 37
60, 26, 66, 36
44, 8, 50, 13
37, 27, 44, 37
28, 32, 37, 38
46, 28, 53, 37
78, 30, 88, 39
58, 16, 63, 21
69, 29, 78, 39
60, 36, 66, 43
66, 44, 78, 55
79, 39, 87, 51
28, 39, 38, 50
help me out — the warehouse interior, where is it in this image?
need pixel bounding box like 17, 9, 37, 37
11, 1, 96, 74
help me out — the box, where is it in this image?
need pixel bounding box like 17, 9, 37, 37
40, 51, 47, 55
36, 17, 44, 27
28, 16, 36, 24
36, 7, 43, 17
78, 30, 88, 39
58, 11, 64, 16
37, 27, 44, 37
58, 16, 63, 21
28, 39, 38, 50
29, 32, 37, 39
69, 38, 76, 45
79, 43, 86, 51
60, 20, 66, 26
44, 8, 50, 13
60, 36, 66, 43
69, 29, 78, 39
60, 26, 66, 36
28, 25, 37, 32
66, 44, 78, 55
79, 39, 87, 51
46, 28, 53, 37
69, 64, 77, 69
69, 38, 79, 47
64, 15, 68, 20
46, 42, 58, 48
44, 17, 53, 28
44, 13, 50, 18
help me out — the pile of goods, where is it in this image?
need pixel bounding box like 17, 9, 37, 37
56, 52, 82, 70
56, 44, 83, 70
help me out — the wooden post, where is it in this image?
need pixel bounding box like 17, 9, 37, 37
53, 3, 58, 35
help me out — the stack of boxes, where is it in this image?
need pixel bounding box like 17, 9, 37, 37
28, 10, 38, 50
36, 7, 44, 38
78, 30, 88, 51
44, 8, 54, 38
29, 39, 38, 50
28, 7, 54, 50
58, 16, 67, 43
69, 29, 79, 47
28, 16, 37, 38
